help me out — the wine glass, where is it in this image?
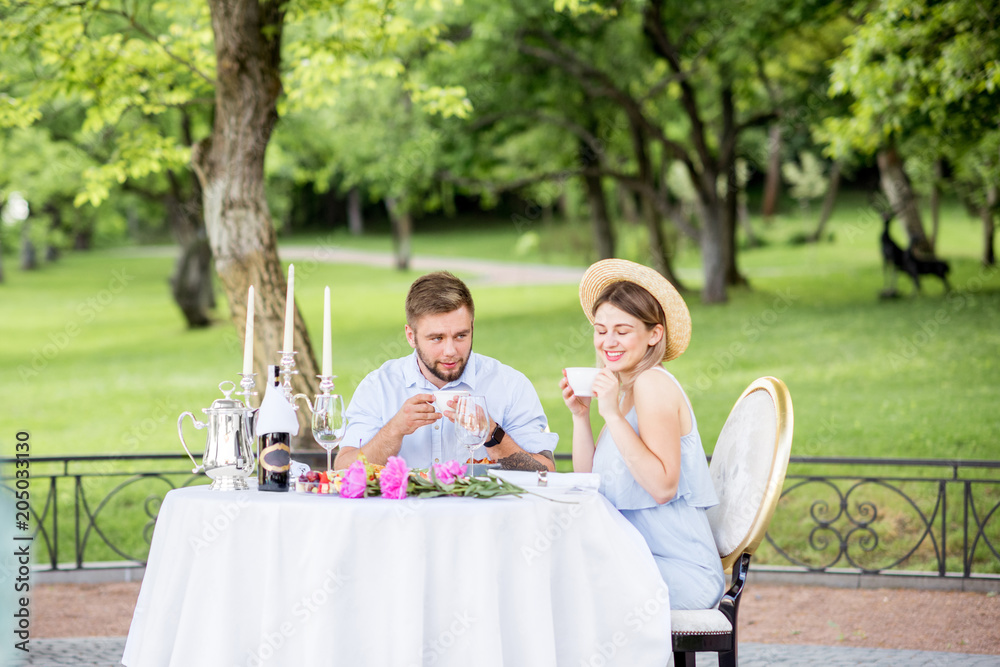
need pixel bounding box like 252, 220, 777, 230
311, 393, 346, 472
454, 395, 490, 475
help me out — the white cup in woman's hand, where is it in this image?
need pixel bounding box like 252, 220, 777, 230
565, 367, 601, 397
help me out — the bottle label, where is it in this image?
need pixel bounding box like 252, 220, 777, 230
260, 442, 291, 472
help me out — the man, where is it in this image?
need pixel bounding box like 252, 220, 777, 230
335, 271, 556, 471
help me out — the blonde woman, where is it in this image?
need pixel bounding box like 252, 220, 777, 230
560, 259, 724, 610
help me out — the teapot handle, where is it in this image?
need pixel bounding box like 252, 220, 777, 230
177, 411, 207, 474
247, 408, 259, 477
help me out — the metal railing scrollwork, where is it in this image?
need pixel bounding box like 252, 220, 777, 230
758, 457, 1000, 578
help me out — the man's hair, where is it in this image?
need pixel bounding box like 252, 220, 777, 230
405, 271, 475, 327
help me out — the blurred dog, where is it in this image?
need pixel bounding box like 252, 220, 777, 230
905, 246, 951, 291
880, 212, 950, 296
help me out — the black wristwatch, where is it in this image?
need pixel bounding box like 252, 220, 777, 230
484, 423, 505, 448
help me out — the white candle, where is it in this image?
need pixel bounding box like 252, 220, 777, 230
282, 264, 295, 352
242, 285, 254, 375
322, 286, 332, 377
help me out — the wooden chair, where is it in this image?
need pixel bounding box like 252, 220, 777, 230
671, 377, 794, 666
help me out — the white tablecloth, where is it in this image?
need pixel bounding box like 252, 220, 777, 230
123, 484, 672, 667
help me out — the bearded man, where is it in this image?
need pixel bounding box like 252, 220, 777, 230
335, 271, 556, 471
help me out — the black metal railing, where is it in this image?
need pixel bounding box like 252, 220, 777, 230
761, 457, 1000, 578
2, 454, 998, 579
0, 455, 208, 570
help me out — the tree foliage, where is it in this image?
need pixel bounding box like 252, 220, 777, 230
821, 0, 999, 261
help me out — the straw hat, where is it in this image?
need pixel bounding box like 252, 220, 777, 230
579, 259, 691, 362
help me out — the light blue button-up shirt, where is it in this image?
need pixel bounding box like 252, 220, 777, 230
343, 351, 558, 467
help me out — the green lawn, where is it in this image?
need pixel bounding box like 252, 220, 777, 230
1, 194, 998, 568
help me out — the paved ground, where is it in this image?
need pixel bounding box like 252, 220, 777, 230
14, 637, 1000, 666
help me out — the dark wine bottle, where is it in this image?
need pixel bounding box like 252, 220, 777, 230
256, 365, 296, 491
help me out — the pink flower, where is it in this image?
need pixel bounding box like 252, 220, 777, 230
340, 460, 368, 498
380, 456, 410, 500
433, 460, 467, 485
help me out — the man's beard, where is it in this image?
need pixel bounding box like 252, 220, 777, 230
416, 345, 469, 384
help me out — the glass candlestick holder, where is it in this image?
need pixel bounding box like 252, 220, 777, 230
318, 373, 336, 396
236, 372, 257, 408
293, 375, 337, 414
278, 350, 299, 407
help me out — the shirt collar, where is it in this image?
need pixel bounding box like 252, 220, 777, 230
403, 349, 479, 391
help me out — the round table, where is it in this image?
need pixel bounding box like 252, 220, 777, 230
122, 484, 673, 667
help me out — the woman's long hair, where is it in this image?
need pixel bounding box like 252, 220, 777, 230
592, 281, 667, 393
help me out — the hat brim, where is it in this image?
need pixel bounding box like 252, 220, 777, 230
578, 259, 691, 362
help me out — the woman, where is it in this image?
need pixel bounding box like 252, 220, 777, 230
560, 259, 724, 610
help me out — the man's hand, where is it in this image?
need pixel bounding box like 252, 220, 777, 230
386, 393, 441, 437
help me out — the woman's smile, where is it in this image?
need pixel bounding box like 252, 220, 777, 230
603, 350, 625, 364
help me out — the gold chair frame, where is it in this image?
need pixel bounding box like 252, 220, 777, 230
672, 376, 794, 667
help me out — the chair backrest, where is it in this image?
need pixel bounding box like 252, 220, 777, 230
705, 377, 793, 573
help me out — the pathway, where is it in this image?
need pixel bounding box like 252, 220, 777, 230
278, 245, 590, 287
112, 244, 590, 287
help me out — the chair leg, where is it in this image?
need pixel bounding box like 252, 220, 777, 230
674, 651, 696, 667
718, 648, 736, 667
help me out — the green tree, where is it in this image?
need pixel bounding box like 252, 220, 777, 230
472, 0, 843, 302
0, 1, 217, 325
0, 0, 463, 437
822, 0, 1000, 263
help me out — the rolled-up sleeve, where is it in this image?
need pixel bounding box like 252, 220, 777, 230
498, 370, 559, 454
342, 372, 384, 451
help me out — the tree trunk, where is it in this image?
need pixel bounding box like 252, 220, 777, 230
580, 150, 615, 259
628, 118, 684, 289
441, 180, 457, 218
721, 86, 745, 288
348, 187, 364, 236
640, 195, 684, 289
722, 183, 744, 288
20, 225, 37, 270
74, 228, 92, 250
930, 158, 943, 251
723, 196, 745, 287
877, 146, 932, 256
984, 182, 998, 267
809, 160, 841, 243
193, 0, 318, 447
44, 203, 61, 262
167, 171, 214, 329
699, 197, 727, 303
761, 124, 782, 218
738, 187, 755, 247
618, 182, 640, 224
385, 197, 412, 270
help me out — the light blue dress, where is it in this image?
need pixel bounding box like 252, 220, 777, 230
592, 367, 725, 610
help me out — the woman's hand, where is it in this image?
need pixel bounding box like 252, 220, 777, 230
591, 369, 622, 422
560, 370, 591, 418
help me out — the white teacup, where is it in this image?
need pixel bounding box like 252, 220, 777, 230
565, 367, 601, 397
432, 390, 470, 414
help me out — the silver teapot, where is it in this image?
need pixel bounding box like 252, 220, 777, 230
178, 381, 256, 491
